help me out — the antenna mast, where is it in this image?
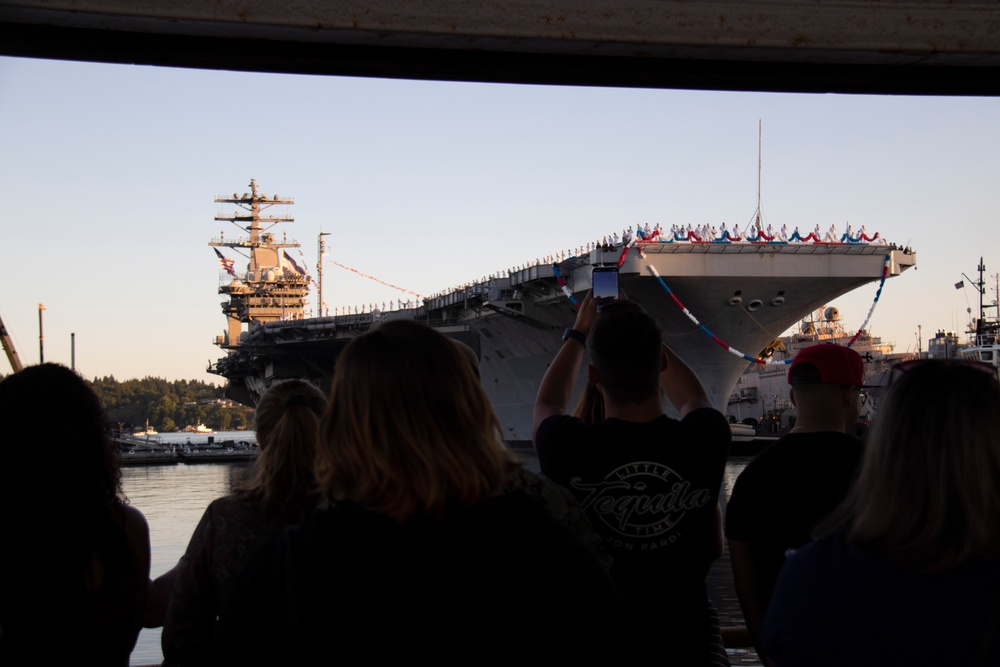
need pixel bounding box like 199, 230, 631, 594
756, 119, 763, 232
37, 303, 45, 364
318, 231, 330, 316
978, 257, 986, 319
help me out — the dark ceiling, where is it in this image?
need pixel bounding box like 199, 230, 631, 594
2, 1, 999, 95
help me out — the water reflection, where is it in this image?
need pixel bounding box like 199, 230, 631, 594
126, 462, 254, 666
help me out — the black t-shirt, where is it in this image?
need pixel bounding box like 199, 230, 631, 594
536, 409, 731, 605
725, 431, 863, 609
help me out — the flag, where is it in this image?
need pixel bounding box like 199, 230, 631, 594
283, 250, 306, 275
214, 248, 236, 277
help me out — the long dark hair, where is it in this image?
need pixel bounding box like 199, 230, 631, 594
0, 364, 139, 652
0, 363, 126, 543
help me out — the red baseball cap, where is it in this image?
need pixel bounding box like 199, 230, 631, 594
788, 344, 866, 387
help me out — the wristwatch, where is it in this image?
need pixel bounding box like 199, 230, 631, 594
562, 328, 586, 346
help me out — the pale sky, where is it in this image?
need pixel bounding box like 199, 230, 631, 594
1, 56, 998, 382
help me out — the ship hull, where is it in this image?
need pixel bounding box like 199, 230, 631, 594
212, 242, 915, 444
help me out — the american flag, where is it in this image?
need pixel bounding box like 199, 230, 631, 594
283, 250, 307, 275
214, 248, 236, 277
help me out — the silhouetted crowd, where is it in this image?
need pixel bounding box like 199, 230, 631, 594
2, 296, 998, 666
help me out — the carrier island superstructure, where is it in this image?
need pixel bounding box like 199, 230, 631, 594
208, 180, 916, 445
208, 182, 310, 347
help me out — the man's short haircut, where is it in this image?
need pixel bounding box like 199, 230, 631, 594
589, 300, 662, 404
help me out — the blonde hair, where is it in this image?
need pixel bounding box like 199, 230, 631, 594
316, 320, 519, 522
245, 379, 326, 524
825, 361, 1000, 572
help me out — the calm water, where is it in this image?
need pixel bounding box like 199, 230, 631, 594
125, 449, 757, 666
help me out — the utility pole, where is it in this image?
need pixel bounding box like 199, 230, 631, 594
38, 303, 45, 363
71, 332, 76, 371
318, 231, 330, 317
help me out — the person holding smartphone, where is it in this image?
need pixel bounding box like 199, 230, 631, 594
532, 291, 731, 664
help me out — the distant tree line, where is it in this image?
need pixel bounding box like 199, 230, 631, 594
87, 375, 254, 432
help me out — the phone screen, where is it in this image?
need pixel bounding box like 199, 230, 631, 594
592, 267, 619, 301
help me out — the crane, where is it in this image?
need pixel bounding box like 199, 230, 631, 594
0, 311, 24, 373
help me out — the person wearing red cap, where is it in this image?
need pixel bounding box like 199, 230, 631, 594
724, 343, 866, 661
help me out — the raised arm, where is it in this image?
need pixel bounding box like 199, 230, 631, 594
532, 291, 598, 445
660, 342, 713, 417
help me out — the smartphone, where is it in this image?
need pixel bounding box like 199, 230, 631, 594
592, 267, 619, 302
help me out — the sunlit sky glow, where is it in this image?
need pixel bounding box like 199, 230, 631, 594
1, 56, 998, 381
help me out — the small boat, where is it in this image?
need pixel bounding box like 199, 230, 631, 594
134, 419, 158, 437
182, 423, 216, 434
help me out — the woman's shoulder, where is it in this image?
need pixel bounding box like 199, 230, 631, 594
119, 502, 151, 578
120, 503, 149, 546
120, 502, 151, 583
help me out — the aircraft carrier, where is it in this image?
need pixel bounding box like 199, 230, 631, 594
208, 180, 916, 445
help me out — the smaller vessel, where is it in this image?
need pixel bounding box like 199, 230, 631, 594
927, 329, 964, 360
134, 419, 158, 437
959, 257, 1000, 371
180, 423, 216, 434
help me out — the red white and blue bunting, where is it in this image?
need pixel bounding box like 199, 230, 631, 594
846, 254, 891, 348
552, 238, 894, 365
